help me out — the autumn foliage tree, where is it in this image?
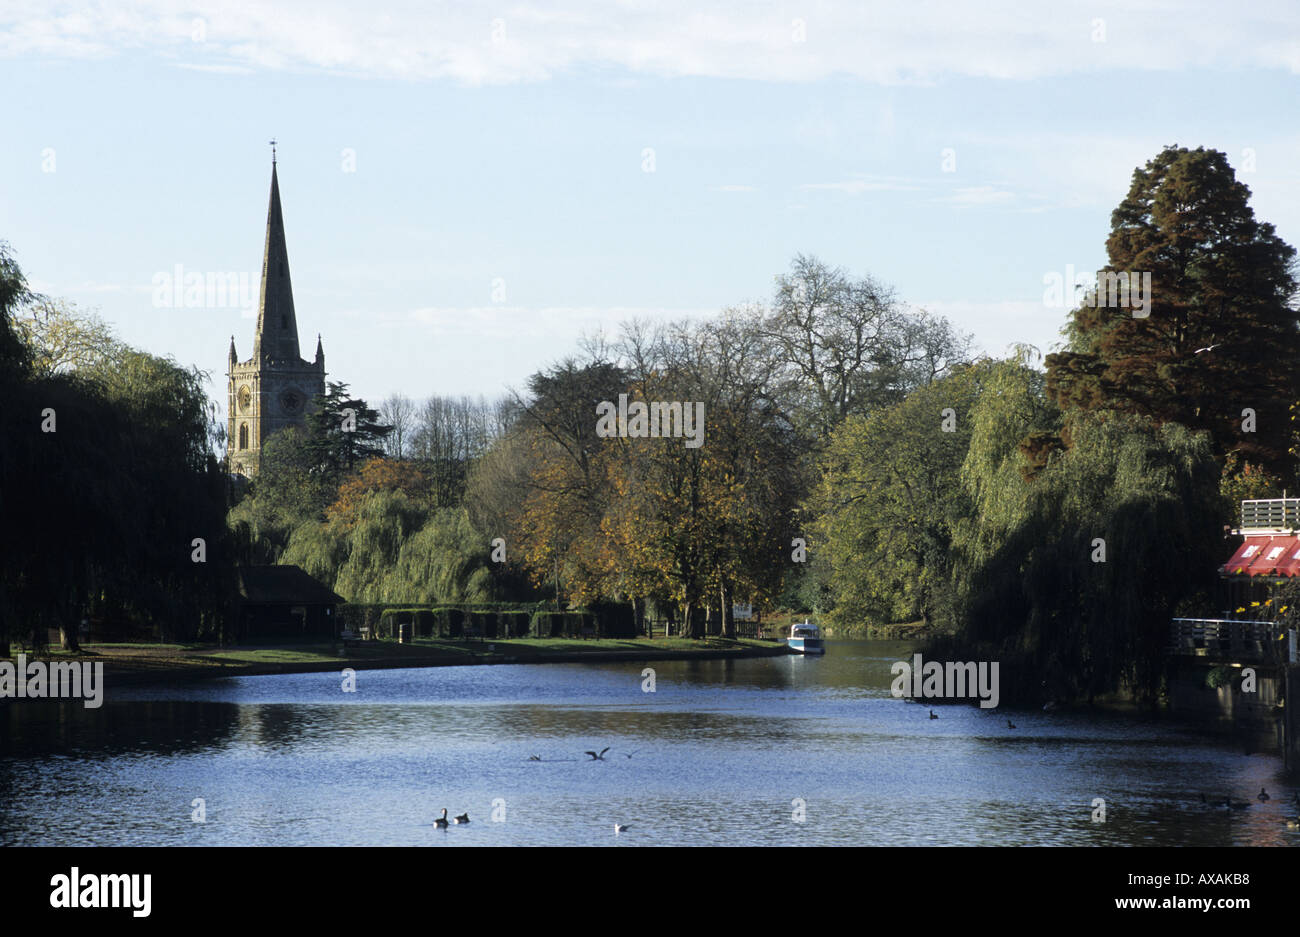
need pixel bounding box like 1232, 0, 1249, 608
328, 457, 430, 526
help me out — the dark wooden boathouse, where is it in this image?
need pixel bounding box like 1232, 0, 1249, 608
234, 565, 345, 641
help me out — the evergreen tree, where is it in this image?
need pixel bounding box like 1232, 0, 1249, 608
1046, 145, 1300, 476
304, 381, 393, 482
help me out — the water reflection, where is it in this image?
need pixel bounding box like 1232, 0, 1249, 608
0, 641, 1293, 846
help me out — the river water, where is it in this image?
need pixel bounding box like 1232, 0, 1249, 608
0, 641, 1293, 846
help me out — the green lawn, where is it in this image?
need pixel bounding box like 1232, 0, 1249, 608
2, 636, 783, 676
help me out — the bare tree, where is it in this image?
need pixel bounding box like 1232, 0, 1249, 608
379, 393, 416, 459
754, 254, 971, 440
411, 394, 507, 506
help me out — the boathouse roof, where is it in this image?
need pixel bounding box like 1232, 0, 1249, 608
236, 565, 345, 605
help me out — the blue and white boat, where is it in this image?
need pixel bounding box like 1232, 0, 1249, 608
787, 620, 825, 655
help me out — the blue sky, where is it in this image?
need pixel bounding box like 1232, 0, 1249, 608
2, 1, 1298, 419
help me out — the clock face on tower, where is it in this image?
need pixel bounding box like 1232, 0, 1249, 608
280, 389, 302, 413
237, 385, 251, 411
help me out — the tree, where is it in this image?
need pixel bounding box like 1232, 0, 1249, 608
410, 394, 502, 507
304, 382, 393, 482
948, 413, 1222, 704
328, 456, 431, 526
12, 298, 127, 378
1045, 145, 1300, 476
754, 254, 972, 440
1, 248, 233, 653
0, 240, 34, 382
812, 363, 986, 630
379, 393, 416, 459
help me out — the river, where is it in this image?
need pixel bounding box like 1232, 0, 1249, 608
0, 641, 1293, 846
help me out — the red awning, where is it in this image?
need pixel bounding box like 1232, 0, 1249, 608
1248, 537, 1293, 576
1223, 535, 1300, 577
1223, 536, 1268, 576
1273, 538, 1300, 577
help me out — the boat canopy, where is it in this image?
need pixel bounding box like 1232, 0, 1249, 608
1222, 535, 1300, 577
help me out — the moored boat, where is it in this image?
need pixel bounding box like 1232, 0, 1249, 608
787, 620, 825, 655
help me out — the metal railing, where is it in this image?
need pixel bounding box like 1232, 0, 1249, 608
1168, 618, 1287, 661
1240, 498, 1300, 531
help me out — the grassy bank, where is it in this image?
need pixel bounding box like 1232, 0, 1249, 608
4, 636, 790, 686
764, 611, 939, 641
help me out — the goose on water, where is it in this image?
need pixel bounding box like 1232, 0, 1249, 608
585, 747, 611, 760
1007, 719, 1016, 729
929, 710, 938, 720
434, 808, 450, 828
1258, 787, 1271, 803
454, 813, 470, 824
614, 824, 630, 834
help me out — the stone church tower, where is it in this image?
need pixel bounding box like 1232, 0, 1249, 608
227, 157, 326, 477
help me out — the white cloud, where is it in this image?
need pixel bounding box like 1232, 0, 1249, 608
2, 1, 1297, 84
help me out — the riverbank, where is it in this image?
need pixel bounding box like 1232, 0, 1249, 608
4, 636, 791, 686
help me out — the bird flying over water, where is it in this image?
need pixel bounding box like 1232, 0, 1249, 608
585, 747, 610, 760
1193, 344, 1222, 355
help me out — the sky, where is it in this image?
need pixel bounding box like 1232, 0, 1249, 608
3, 0, 1298, 421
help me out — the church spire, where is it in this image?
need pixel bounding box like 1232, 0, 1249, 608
252, 155, 300, 362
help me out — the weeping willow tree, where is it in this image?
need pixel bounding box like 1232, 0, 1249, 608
280, 490, 494, 604
938, 408, 1222, 705
1, 245, 232, 650
388, 507, 494, 603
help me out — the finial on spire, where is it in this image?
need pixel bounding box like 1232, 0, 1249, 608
269, 138, 277, 164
